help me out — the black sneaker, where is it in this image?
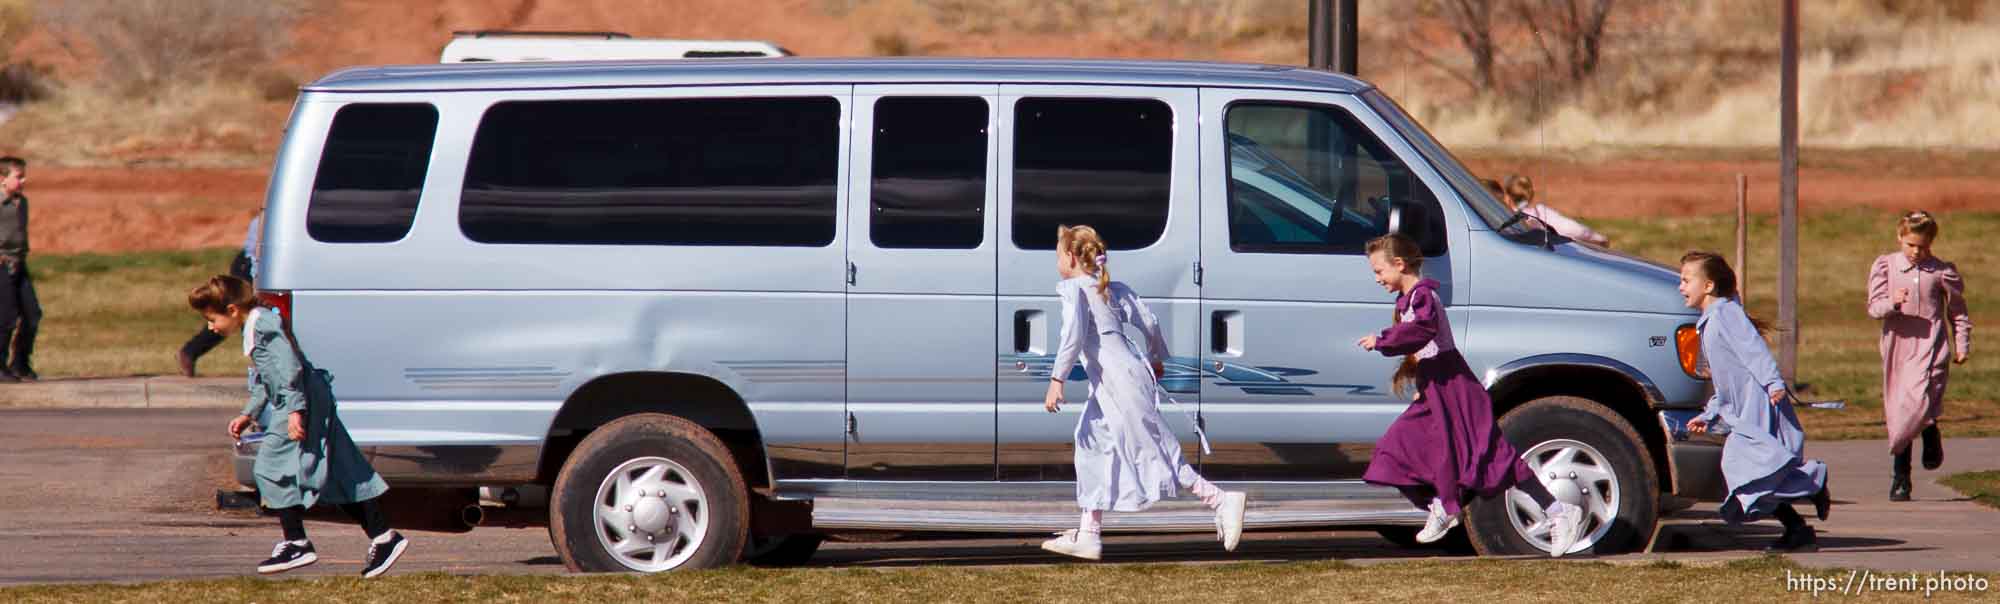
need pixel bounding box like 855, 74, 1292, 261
257, 540, 318, 574
0, 369, 18, 384
361, 531, 409, 579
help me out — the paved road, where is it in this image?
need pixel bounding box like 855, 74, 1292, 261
0, 409, 1994, 585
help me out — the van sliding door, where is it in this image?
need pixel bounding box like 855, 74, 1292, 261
843, 85, 1001, 480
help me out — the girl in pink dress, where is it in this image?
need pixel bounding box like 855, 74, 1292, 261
1866, 211, 1971, 501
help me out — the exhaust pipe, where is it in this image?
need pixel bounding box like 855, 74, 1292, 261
460, 504, 486, 529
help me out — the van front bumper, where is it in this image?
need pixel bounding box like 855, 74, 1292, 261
1658, 409, 1726, 501
233, 433, 262, 488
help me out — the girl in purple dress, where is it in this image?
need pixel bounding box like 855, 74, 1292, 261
1356, 234, 1587, 557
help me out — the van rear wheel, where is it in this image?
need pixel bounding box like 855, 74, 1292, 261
1463, 396, 1658, 557
549, 413, 749, 572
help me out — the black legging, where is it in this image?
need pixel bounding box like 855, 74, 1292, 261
276, 500, 390, 542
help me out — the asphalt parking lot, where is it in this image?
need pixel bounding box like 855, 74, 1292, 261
2, 408, 1994, 585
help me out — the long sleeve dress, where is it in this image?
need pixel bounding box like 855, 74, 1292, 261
1051, 276, 1199, 512
1360, 278, 1534, 515
244, 308, 388, 509
1866, 252, 1971, 454
1693, 297, 1827, 523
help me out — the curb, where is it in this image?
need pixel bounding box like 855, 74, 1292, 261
0, 377, 242, 409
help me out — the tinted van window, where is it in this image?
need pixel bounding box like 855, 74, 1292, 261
460, 97, 841, 246
306, 104, 438, 244
1011, 98, 1171, 250
1225, 102, 1446, 256
870, 97, 988, 249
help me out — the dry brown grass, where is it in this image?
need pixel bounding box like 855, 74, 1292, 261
0, 0, 305, 165
1372, 0, 2000, 150
0, 80, 286, 166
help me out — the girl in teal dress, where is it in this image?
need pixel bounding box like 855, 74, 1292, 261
191, 275, 410, 577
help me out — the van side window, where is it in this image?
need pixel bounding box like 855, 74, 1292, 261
306, 104, 439, 244
1225, 103, 1446, 256
870, 97, 987, 249
459, 97, 841, 247
1011, 98, 1171, 250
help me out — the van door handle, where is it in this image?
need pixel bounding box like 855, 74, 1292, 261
1014, 310, 1047, 358
1211, 310, 1243, 357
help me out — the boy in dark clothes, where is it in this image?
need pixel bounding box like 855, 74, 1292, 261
0, 156, 38, 382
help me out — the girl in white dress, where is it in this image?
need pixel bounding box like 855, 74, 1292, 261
1039, 225, 1247, 561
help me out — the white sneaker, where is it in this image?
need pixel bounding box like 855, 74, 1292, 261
1415, 498, 1459, 544
1213, 491, 1247, 552
1040, 529, 1102, 561
1545, 501, 1586, 558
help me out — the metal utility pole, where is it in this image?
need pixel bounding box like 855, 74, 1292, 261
1736, 173, 1749, 305
1308, 0, 1358, 75
1778, 0, 1800, 382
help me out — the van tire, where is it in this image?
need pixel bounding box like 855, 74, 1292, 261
549, 413, 750, 572
1463, 396, 1658, 557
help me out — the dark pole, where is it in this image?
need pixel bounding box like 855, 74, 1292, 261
1309, 0, 1334, 70
1778, 0, 1800, 383
1335, 0, 1358, 75
1307, 0, 1359, 74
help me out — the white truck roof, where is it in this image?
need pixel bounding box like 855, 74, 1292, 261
440, 31, 792, 63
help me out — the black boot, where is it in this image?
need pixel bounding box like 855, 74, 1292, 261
1889, 450, 1913, 502
1764, 525, 1819, 553
1921, 424, 1944, 470
1764, 504, 1819, 553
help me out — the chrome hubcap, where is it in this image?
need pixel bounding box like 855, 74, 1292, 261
593, 456, 707, 572
1507, 439, 1620, 555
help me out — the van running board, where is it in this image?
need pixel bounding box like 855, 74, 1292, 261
777, 480, 1429, 533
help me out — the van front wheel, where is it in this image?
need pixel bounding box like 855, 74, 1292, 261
1463, 396, 1658, 556
549, 413, 750, 572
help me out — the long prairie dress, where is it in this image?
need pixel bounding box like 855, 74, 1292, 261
1360, 278, 1534, 516
1694, 297, 1827, 523
243, 308, 389, 509
1866, 252, 1971, 454
1051, 276, 1202, 512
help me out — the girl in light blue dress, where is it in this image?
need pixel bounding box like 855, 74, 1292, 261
1678, 252, 1831, 552
191, 275, 410, 577
1038, 225, 1247, 561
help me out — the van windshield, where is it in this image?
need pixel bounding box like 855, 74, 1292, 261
1361, 89, 1520, 233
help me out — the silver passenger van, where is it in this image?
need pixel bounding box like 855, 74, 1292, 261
255, 58, 1723, 572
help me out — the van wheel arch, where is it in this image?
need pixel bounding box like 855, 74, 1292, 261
539, 372, 771, 490
1488, 363, 1670, 500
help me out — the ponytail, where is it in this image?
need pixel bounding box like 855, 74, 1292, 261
1681, 251, 1771, 333
1057, 225, 1112, 300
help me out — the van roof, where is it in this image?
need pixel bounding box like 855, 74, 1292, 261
305, 57, 1371, 94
